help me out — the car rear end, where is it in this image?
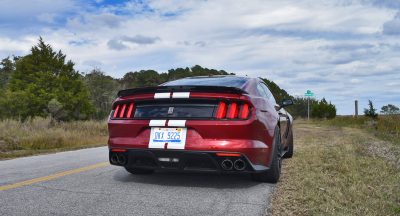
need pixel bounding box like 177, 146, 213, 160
108, 78, 275, 173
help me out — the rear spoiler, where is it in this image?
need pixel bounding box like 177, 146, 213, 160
117, 85, 248, 97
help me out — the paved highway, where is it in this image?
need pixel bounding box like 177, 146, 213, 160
0, 147, 274, 216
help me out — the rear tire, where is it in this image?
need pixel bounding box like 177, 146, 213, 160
283, 129, 293, 158
124, 166, 154, 175
252, 127, 282, 183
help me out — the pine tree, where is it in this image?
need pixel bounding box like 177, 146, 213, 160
364, 100, 378, 118
1, 38, 94, 120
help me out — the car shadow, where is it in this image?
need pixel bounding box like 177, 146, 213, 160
112, 169, 265, 189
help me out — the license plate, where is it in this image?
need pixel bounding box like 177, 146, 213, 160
149, 127, 187, 149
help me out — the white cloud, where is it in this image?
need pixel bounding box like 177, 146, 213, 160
0, 0, 399, 114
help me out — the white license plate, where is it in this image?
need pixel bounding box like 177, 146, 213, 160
149, 127, 187, 149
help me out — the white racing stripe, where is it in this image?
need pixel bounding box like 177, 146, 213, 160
149, 120, 167, 127
154, 92, 170, 99
168, 120, 186, 127
172, 92, 190, 98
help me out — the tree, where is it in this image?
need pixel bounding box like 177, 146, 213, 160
364, 100, 378, 118
311, 98, 336, 119
84, 69, 120, 119
380, 104, 400, 115
0, 57, 16, 89
119, 65, 231, 89
1, 38, 94, 120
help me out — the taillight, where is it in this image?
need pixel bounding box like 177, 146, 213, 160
216, 102, 227, 119
215, 101, 250, 119
227, 102, 239, 118
112, 102, 135, 119
119, 104, 126, 118
126, 103, 135, 118
239, 103, 249, 119
113, 105, 120, 118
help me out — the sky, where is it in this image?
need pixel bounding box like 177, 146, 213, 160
0, 0, 399, 115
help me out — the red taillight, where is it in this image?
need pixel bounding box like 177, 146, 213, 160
216, 102, 227, 119
112, 102, 135, 119
119, 104, 127, 118
113, 105, 120, 118
215, 101, 250, 119
126, 103, 135, 118
239, 103, 249, 119
227, 102, 239, 118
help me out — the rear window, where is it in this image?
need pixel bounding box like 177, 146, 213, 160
163, 76, 248, 88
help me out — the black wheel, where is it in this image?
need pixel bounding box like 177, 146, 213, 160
124, 166, 154, 175
283, 129, 293, 158
252, 127, 282, 183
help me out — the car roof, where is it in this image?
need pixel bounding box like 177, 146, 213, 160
162, 75, 251, 89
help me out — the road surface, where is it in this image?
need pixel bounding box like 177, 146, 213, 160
0, 147, 274, 216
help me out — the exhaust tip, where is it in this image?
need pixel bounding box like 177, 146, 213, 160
221, 159, 233, 170
117, 154, 127, 165
110, 153, 119, 164
234, 159, 246, 171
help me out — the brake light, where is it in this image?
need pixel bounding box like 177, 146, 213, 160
113, 105, 120, 118
239, 103, 249, 119
126, 103, 135, 118
215, 101, 250, 119
227, 102, 239, 118
119, 104, 127, 118
216, 102, 227, 119
112, 102, 135, 119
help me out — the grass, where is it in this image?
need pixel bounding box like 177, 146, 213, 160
271, 120, 400, 216
0, 118, 108, 159
316, 115, 400, 145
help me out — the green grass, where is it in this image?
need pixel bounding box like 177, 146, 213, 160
0, 118, 108, 159
271, 120, 400, 216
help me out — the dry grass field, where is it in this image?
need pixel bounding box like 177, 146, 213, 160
0, 118, 108, 159
271, 120, 400, 215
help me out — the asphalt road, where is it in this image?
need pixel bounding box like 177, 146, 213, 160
0, 147, 274, 216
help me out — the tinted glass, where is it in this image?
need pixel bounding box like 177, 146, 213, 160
134, 104, 216, 118
163, 76, 248, 88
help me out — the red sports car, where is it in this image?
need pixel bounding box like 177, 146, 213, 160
108, 76, 294, 183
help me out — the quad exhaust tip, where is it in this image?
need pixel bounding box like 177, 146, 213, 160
117, 154, 127, 165
110, 154, 119, 164
110, 153, 127, 165
221, 159, 233, 170
234, 159, 246, 171
221, 158, 246, 171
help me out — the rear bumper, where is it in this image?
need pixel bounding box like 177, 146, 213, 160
109, 149, 269, 173
108, 118, 276, 168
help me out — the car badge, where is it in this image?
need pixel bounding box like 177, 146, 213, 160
168, 107, 174, 115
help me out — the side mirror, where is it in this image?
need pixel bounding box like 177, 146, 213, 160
277, 99, 294, 110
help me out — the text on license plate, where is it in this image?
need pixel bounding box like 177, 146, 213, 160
149, 127, 187, 149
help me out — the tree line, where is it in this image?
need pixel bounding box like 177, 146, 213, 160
0, 38, 337, 121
